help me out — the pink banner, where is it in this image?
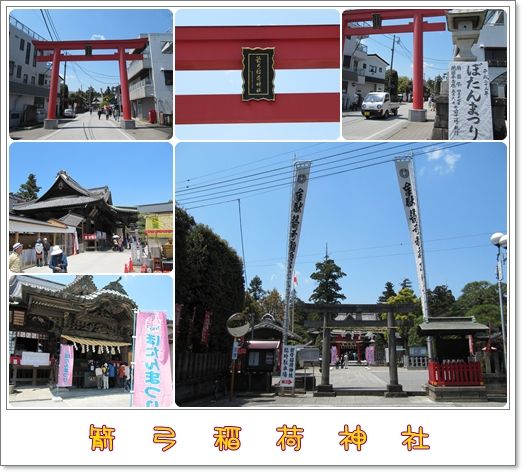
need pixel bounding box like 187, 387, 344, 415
133, 311, 173, 407
201, 310, 213, 347
57, 344, 74, 387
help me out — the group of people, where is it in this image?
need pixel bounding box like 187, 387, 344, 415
9, 239, 68, 273
96, 106, 120, 121
93, 361, 131, 391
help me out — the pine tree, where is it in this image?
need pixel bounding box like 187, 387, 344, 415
16, 173, 41, 200
378, 281, 397, 303
400, 278, 413, 290
309, 254, 347, 304
248, 275, 265, 301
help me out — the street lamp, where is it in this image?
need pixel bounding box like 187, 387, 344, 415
490, 232, 507, 370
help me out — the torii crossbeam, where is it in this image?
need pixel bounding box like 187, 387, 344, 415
33, 38, 148, 129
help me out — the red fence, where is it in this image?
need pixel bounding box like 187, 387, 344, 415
428, 360, 483, 386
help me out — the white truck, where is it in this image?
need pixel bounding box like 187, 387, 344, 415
361, 92, 400, 119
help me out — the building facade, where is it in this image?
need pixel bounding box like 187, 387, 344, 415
9, 275, 136, 388
9, 16, 52, 128
127, 32, 173, 125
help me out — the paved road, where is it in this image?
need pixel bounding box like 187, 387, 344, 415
24, 249, 134, 274
10, 112, 172, 141
342, 102, 436, 140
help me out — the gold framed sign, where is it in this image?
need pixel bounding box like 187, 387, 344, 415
241, 47, 275, 101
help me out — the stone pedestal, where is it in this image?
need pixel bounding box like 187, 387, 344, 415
44, 119, 59, 129
314, 384, 336, 397
384, 383, 408, 398
120, 119, 136, 129
408, 108, 427, 122
431, 95, 449, 140
426, 384, 488, 402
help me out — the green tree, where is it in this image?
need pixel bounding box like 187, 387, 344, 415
386, 287, 421, 352
309, 254, 347, 304
174, 206, 245, 353
434, 75, 442, 94
400, 278, 413, 290
248, 275, 265, 301
397, 76, 411, 94
451, 281, 504, 317
427, 285, 456, 317
378, 281, 396, 303
260, 288, 285, 320
466, 304, 501, 331
16, 173, 41, 200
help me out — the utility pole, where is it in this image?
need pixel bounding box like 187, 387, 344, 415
388, 35, 396, 94
61, 54, 67, 115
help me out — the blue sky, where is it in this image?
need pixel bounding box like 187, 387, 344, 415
353, 14, 453, 80
28, 275, 173, 319
176, 142, 507, 304
9, 142, 173, 206
10, 8, 172, 92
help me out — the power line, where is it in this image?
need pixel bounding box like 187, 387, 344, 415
39, 10, 54, 40
177, 143, 468, 206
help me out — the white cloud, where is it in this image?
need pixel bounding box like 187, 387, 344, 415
426, 147, 461, 175
90, 34, 106, 40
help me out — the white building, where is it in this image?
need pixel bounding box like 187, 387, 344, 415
342, 35, 390, 109
471, 9, 507, 98
127, 32, 173, 125
9, 16, 51, 128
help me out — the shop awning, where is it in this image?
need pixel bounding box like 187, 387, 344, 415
61, 335, 131, 348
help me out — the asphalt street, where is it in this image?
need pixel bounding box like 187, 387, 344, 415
10, 112, 172, 140
342, 102, 436, 140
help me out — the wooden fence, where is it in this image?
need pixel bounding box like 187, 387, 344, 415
428, 360, 483, 386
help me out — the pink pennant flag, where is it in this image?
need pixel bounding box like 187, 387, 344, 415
57, 344, 74, 387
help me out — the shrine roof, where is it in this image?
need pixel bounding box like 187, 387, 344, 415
418, 317, 489, 335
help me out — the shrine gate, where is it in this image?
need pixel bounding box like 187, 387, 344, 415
343, 9, 447, 122
32, 38, 148, 129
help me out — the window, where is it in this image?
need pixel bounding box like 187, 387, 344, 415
164, 70, 173, 86
484, 47, 507, 67
19, 38, 25, 51
9, 61, 14, 75
33, 48, 37, 67
38, 73, 45, 86
362, 63, 367, 69
12, 311, 25, 326
30, 76, 35, 85
16, 65, 22, 79
369, 65, 377, 73
23, 73, 28, 84
379, 67, 383, 72
25, 42, 31, 65
160, 41, 173, 54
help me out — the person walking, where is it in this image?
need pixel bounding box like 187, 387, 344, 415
124, 363, 131, 392
114, 107, 120, 121
118, 363, 126, 388
102, 363, 109, 389
95, 363, 103, 389
34, 239, 44, 267
42, 238, 51, 265
49, 246, 68, 273
97, 109, 102, 120
9, 242, 24, 273
108, 362, 116, 388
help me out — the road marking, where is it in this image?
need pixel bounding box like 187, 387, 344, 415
363, 119, 407, 140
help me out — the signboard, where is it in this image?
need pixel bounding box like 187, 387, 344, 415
145, 214, 173, 238
231, 340, 239, 360
280, 345, 297, 387
57, 345, 73, 387
201, 310, 213, 347
132, 311, 173, 408
241, 47, 275, 101
283, 161, 312, 343
83, 233, 96, 240
21, 351, 50, 367
448, 61, 493, 140
395, 158, 429, 322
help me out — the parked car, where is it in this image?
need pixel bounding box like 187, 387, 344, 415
63, 108, 75, 118
361, 92, 400, 119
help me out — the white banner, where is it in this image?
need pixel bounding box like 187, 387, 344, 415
448, 61, 493, 140
395, 158, 429, 321
21, 351, 50, 367
280, 344, 297, 387
283, 161, 312, 343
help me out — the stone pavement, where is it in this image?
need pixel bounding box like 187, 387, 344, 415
180, 365, 505, 408
9, 386, 131, 408
24, 249, 134, 274
10, 112, 172, 141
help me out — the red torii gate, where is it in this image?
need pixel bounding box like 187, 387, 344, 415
343, 9, 447, 122
32, 38, 148, 129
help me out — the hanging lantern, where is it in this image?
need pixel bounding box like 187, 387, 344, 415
73, 342, 78, 351
81, 344, 85, 353
111, 347, 116, 355
98, 346, 102, 354
117, 346, 121, 354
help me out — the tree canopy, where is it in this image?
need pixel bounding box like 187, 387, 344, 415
16, 173, 40, 201
309, 254, 347, 304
